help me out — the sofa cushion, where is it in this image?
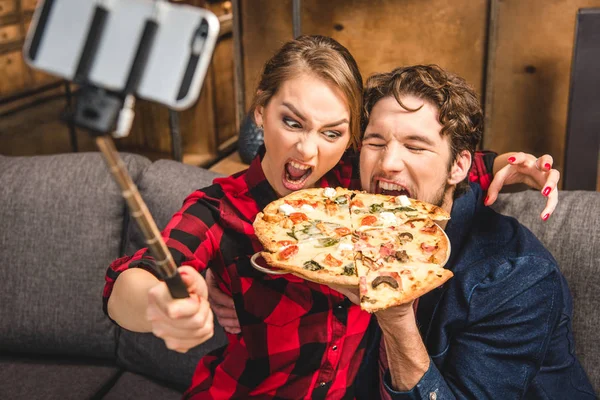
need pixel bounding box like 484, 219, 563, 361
493, 190, 600, 393
0, 355, 121, 399
124, 159, 224, 254
103, 371, 183, 399
0, 152, 150, 359
118, 159, 228, 388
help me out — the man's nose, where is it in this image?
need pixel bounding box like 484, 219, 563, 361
381, 146, 405, 173
296, 134, 318, 159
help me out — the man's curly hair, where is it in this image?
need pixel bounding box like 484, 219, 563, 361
362, 65, 483, 197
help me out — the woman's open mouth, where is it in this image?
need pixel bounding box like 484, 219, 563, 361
282, 160, 313, 191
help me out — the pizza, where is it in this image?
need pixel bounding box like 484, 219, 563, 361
253, 187, 453, 312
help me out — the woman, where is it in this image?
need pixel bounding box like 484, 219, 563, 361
103, 35, 559, 399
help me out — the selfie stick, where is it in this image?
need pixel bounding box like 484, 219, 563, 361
67, 1, 192, 299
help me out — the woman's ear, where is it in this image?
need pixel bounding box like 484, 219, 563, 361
447, 150, 472, 185
254, 106, 264, 128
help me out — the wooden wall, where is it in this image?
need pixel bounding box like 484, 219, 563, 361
240, 0, 600, 184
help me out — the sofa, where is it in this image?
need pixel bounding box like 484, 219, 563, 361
0, 152, 597, 399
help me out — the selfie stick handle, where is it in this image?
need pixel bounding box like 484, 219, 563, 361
71, 1, 189, 299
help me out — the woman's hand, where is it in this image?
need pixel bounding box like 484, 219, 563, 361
146, 266, 214, 353
206, 269, 241, 334
486, 152, 560, 220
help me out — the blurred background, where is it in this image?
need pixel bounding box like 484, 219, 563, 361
0, 0, 598, 190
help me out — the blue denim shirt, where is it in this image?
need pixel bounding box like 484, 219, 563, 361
356, 183, 596, 399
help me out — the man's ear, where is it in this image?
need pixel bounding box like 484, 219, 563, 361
448, 150, 472, 185
254, 105, 264, 128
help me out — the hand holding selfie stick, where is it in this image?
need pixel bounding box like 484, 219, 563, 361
24, 0, 219, 299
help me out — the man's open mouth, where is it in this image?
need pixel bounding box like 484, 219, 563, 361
375, 180, 411, 197
282, 160, 313, 190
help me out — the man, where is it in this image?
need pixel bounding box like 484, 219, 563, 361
348, 65, 595, 398
209, 65, 594, 398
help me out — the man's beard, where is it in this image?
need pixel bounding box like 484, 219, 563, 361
430, 181, 453, 207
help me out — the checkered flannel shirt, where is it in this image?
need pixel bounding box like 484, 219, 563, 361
102, 148, 495, 399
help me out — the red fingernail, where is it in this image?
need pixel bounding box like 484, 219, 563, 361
544, 163, 551, 170
543, 187, 551, 197
542, 213, 550, 221
508, 157, 516, 163
484, 196, 489, 205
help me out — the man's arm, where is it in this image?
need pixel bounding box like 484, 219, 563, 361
379, 260, 562, 399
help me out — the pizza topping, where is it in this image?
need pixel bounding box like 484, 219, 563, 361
394, 250, 410, 263
325, 200, 339, 215
379, 211, 397, 225
334, 227, 352, 237
285, 199, 318, 208
369, 203, 384, 213
337, 242, 354, 251
289, 212, 309, 224
342, 263, 356, 276
333, 195, 348, 205
361, 215, 378, 226
324, 254, 343, 267
420, 242, 439, 253
379, 243, 395, 258
350, 199, 365, 208
323, 187, 337, 198
276, 240, 296, 248
316, 237, 340, 248
398, 232, 414, 243
278, 245, 299, 260
303, 260, 324, 271
420, 222, 438, 234
372, 275, 399, 289
278, 203, 295, 216
300, 204, 315, 212
395, 195, 412, 207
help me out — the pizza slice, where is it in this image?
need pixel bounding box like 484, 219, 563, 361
357, 255, 453, 313
350, 192, 449, 232
261, 233, 358, 286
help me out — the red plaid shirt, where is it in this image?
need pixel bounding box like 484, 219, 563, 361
103, 149, 495, 399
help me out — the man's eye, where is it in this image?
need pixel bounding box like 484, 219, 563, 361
323, 130, 342, 140
367, 142, 385, 148
283, 117, 302, 129
406, 145, 425, 152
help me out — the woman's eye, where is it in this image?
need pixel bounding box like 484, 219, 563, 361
323, 130, 342, 140
283, 117, 302, 129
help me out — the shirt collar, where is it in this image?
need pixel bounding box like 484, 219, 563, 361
444, 183, 482, 268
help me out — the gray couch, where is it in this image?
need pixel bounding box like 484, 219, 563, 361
0, 152, 597, 399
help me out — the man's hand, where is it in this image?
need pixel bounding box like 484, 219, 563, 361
206, 269, 241, 334
146, 266, 214, 353
487, 152, 560, 220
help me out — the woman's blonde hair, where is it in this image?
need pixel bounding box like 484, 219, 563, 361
250, 35, 363, 149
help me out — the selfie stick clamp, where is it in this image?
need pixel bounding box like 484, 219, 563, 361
69, 2, 189, 299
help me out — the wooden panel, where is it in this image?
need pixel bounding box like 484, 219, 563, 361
241, 0, 293, 109
0, 23, 20, 45
240, 0, 488, 110
0, 0, 17, 18
484, 0, 600, 176
0, 50, 30, 96
21, 0, 39, 13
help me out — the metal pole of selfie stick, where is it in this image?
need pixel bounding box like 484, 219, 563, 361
70, 0, 189, 299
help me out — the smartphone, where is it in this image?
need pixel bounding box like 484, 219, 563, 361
22, 0, 220, 111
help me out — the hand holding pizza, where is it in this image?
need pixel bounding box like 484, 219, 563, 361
146, 266, 214, 353
486, 152, 560, 221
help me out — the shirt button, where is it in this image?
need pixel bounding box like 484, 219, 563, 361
429, 392, 437, 400
332, 345, 338, 351
319, 382, 326, 387
337, 305, 343, 309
